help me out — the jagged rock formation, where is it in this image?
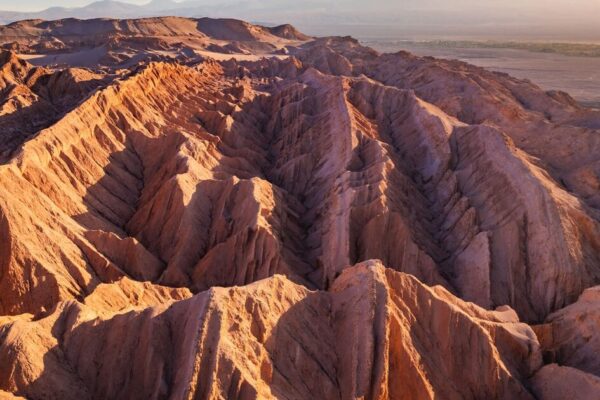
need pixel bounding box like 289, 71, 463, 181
0, 51, 107, 159
535, 286, 600, 377
1, 17, 600, 399
0, 261, 541, 400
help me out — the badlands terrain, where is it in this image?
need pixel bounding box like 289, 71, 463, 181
1, 16, 600, 400
367, 40, 600, 109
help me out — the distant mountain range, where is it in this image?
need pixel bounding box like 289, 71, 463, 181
0, 0, 379, 38
0, 1, 177, 23
0, 0, 339, 25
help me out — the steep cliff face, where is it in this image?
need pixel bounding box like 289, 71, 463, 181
534, 286, 600, 377
1, 19, 600, 399
0, 262, 541, 400
0, 51, 107, 160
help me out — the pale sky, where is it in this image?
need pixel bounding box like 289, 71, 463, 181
0, 0, 149, 11
2, 0, 599, 14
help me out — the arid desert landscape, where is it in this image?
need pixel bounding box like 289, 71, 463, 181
1, 14, 600, 400
364, 40, 600, 109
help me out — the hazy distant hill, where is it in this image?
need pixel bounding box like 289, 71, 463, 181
1, 0, 600, 40
0, 1, 153, 23
0, 0, 363, 31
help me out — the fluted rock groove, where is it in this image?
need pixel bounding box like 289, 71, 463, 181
0, 16, 600, 399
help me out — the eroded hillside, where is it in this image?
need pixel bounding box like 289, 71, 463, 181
1, 17, 600, 400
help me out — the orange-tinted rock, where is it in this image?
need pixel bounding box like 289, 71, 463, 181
331, 261, 541, 400
0, 261, 541, 400
0, 18, 600, 399
0, 391, 25, 400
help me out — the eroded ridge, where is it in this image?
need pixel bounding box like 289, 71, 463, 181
1, 23, 600, 399
0, 261, 541, 400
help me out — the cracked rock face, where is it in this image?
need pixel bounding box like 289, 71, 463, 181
1, 16, 600, 400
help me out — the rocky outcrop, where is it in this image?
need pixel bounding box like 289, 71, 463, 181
535, 286, 600, 377
530, 364, 600, 400
0, 261, 541, 400
1, 46, 600, 317
330, 262, 540, 400
0, 23, 600, 399
0, 50, 107, 160
0, 17, 310, 69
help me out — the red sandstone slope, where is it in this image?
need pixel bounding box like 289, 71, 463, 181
0, 51, 108, 160
0, 17, 600, 399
